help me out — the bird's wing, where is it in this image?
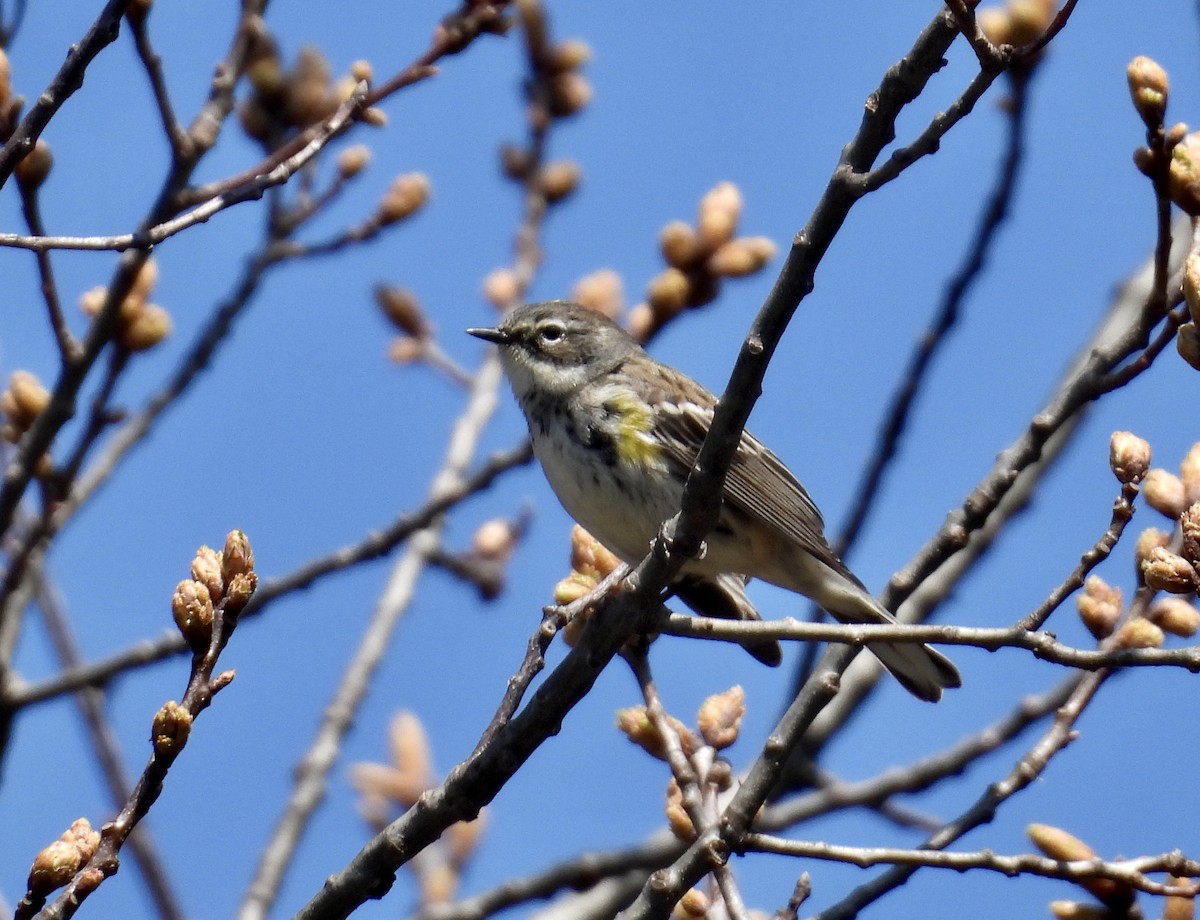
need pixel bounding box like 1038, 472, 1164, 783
656, 399, 856, 581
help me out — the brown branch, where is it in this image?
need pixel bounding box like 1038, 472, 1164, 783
798, 214, 1193, 750
126, 9, 189, 159
0, 0, 131, 187
1015, 478, 1141, 632
835, 69, 1032, 558
814, 668, 1110, 920
6, 439, 532, 710
241, 7, 563, 915
745, 836, 1199, 899
407, 833, 682, 920
183, 1, 511, 207
30, 566, 185, 920
16, 182, 77, 363
0, 1, 272, 557
427, 674, 1079, 920
659, 612, 1200, 672
23, 545, 255, 920
762, 673, 1082, 830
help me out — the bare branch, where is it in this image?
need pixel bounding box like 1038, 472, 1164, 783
745, 836, 1199, 899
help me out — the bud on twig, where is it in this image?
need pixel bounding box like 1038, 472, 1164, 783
151, 700, 193, 758
15, 139, 53, 190
696, 685, 745, 750
1112, 616, 1166, 650
1027, 823, 1094, 861
26, 819, 99, 896
1143, 468, 1187, 518
482, 268, 520, 310
1127, 56, 1169, 129
615, 707, 698, 761
221, 530, 255, 585
659, 221, 701, 269
336, 144, 372, 179
1185, 253, 1200, 326
1108, 431, 1150, 484
1076, 575, 1122, 640
1178, 322, 1200, 372
538, 159, 581, 202
664, 778, 694, 841
378, 173, 431, 224
1147, 597, 1200, 637
191, 545, 224, 602
571, 269, 624, 320
1169, 131, 1200, 216
374, 285, 430, 339
172, 580, 214, 651
119, 304, 172, 352
1140, 546, 1198, 593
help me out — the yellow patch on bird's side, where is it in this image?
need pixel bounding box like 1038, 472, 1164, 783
603, 390, 664, 470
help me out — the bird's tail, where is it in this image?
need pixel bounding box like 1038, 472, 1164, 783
674, 573, 783, 667
865, 638, 961, 703
818, 579, 961, 702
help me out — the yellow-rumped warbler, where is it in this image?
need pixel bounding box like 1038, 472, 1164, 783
468, 300, 961, 701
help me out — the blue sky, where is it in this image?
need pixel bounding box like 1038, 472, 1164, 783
1, 3, 1198, 919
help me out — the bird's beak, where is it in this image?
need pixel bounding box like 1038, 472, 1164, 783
467, 326, 510, 345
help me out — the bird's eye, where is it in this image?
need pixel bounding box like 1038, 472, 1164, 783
539, 323, 565, 343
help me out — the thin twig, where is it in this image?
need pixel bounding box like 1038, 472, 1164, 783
762, 673, 1082, 830
812, 668, 1110, 920
126, 10, 190, 159
19, 546, 256, 920
0, 0, 131, 186
1015, 477, 1141, 631
745, 836, 1198, 898
835, 70, 1032, 558
6, 439, 532, 710
31, 566, 185, 920
17, 182, 77, 362
659, 612, 1200, 671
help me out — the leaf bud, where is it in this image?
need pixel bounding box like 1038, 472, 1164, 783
1143, 468, 1187, 518
1127, 56, 1169, 129
538, 159, 581, 202
659, 221, 701, 270
3, 370, 51, 428
374, 285, 430, 338
171, 579, 214, 651
1027, 823, 1095, 861
378, 173, 431, 225
708, 236, 777, 277
1168, 131, 1200, 216
1076, 575, 1122, 640
1177, 322, 1200, 372
151, 700, 192, 759
336, 144, 372, 179
646, 268, 690, 319
547, 39, 591, 74
1108, 430, 1150, 484
675, 889, 710, 918
482, 268, 520, 310
15, 139, 53, 190
571, 269, 624, 321
1140, 546, 1198, 593
696, 685, 745, 750
664, 778, 694, 841
546, 72, 591, 117
119, 304, 172, 352
1112, 616, 1165, 649
191, 545, 224, 601
1147, 597, 1200, 637
221, 530, 255, 583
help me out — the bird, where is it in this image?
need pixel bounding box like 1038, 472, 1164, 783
468, 300, 960, 701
